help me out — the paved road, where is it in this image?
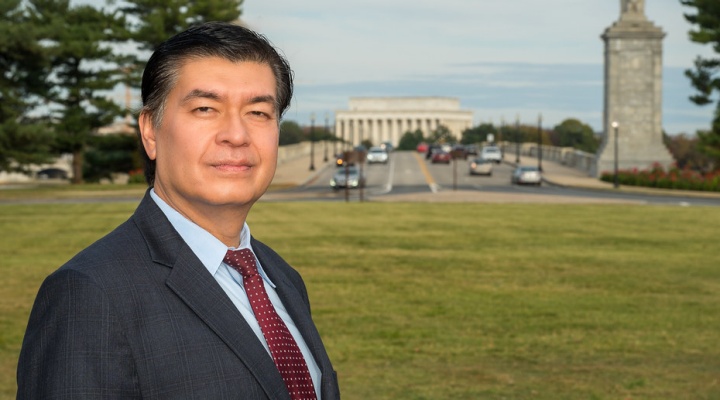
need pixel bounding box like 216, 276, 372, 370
262, 150, 720, 207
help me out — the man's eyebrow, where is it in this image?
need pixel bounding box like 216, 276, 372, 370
248, 95, 277, 110
180, 89, 223, 105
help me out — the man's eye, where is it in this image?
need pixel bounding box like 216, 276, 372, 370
250, 111, 271, 119
195, 107, 213, 113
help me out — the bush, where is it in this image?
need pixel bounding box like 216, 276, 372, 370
601, 163, 720, 192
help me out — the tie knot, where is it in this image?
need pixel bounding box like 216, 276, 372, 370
224, 248, 258, 278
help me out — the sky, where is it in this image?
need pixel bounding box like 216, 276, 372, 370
239, 0, 715, 135
78, 0, 716, 135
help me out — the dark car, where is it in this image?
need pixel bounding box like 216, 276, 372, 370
36, 168, 69, 180
431, 151, 452, 164
464, 144, 478, 156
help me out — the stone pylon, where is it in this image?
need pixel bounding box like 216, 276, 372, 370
593, 0, 674, 177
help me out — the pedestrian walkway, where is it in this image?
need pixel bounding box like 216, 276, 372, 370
270, 152, 332, 188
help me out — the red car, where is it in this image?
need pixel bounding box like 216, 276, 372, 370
416, 142, 429, 153
431, 151, 452, 164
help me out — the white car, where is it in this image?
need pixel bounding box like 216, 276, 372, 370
366, 147, 389, 164
480, 146, 502, 164
511, 165, 542, 185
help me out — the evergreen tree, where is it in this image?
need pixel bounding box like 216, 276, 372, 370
116, 0, 244, 89
681, 0, 720, 167
0, 0, 55, 173
120, 0, 243, 52
30, 0, 125, 183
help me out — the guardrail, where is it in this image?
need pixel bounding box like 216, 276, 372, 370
500, 142, 596, 175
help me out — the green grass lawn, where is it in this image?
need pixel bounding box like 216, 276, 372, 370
1, 200, 718, 399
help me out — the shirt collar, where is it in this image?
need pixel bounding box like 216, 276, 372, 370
149, 189, 275, 286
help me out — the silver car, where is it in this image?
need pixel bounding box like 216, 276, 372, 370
330, 165, 366, 189
511, 165, 542, 185
469, 157, 493, 176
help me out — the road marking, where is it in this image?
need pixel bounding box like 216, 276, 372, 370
412, 152, 439, 193
376, 157, 395, 195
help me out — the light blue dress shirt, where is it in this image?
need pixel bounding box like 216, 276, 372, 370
150, 190, 321, 397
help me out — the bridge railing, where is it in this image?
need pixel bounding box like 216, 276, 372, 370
500, 142, 596, 175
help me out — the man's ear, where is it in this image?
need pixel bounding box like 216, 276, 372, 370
138, 112, 158, 161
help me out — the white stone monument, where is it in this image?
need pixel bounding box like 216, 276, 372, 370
593, 0, 674, 177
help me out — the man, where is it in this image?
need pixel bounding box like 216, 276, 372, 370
17, 22, 340, 399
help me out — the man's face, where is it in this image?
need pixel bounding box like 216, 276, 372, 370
140, 57, 279, 216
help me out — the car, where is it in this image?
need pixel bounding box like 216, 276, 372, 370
426, 143, 442, 160
464, 144, 478, 156
330, 165, 366, 189
366, 146, 389, 164
416, 142, 429, 153
480, 146, 503, 164
431, 151, 452, 164
469, 157, 493, 176
36, 168, 69, 180
381, 141, 394, 152
511, 165, 542, 185
451, 144, 467, 158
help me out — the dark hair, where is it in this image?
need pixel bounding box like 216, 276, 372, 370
138, 21, 294, 186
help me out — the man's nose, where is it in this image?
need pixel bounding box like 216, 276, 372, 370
217, 113, 250, 145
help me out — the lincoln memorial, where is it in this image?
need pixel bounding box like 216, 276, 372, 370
334, 97, 474, 147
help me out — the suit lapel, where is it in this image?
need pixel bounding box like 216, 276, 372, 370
133, 193, 291, 400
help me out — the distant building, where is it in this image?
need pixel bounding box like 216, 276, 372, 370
335, 97, 473, 147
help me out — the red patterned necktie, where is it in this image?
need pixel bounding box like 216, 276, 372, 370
224, 249, 318, 400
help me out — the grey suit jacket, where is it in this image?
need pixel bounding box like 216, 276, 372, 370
17, 192, 340, 399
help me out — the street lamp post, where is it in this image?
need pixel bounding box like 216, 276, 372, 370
309, 113, 316, 171
332, 115, 337, 158
612, 121, 619, 189
515, 115, 521, 164
537, 113, 543, 172
323, 113, 329, 162
499, 118, 504, 160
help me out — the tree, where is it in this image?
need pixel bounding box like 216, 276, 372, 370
461, 123, 495, 144
397, 129, 424, 150
664, 132, 714, 171
279, 120, 304, 145
84, 133, 141, 182
119, 0, 243, 53
427, 125, 454, 144
551, 118, 599, 153
681, 0, 720, 167
29, 0, 125, 183
117, 0, 244, 89
0, 0, 55, 172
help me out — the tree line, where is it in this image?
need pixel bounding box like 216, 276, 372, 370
1, 0, 243, 183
